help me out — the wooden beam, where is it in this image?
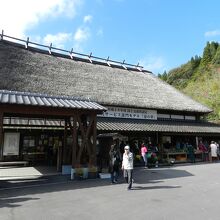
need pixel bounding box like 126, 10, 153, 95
76, 114, 94, 164
1, 104, 103, 118
85, 117, 93, 156
76, 114, 85, 164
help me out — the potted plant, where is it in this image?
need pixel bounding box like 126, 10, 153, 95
75, 167, 84, 180
88, 166, 98, 179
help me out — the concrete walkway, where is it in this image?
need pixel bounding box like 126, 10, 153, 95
0, 162, 209, 180
0, 166, 59, 180
1, 163, 220, 220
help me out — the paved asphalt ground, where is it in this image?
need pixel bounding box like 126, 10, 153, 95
1, 163, 220, 220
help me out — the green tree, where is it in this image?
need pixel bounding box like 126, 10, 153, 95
162, 41, 220, 122
212, 45, 220, 65
200, 42, 212, 67
209, 42, 219, 58
158, 71, 168, 81
191, 55, 201, 69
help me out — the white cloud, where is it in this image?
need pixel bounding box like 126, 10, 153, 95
84, 15, 93, 23
205, 30, 220, 37
72, 43, 84, 53
43, 32, 72, 48
0, 0, 82, 38
139, 55, 167, 74
97, 28, 103, 37
74, 27, 90, 42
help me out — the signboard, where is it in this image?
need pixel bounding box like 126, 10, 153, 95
98, 106, 157, 120
162, 136, 171, 144
171, 115, 184, 120
185, 116, 196, 120
3, 132, 20, 156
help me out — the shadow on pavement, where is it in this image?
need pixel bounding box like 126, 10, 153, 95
0, 166, 193, 208
0, 197, 40, 208
133, 167, 194, 184
131, 185, 181, 190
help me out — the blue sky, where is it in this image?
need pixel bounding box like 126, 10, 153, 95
1, 0, 220, 74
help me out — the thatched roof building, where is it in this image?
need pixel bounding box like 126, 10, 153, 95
0, 39, 211, 114
1, 36, 220, 168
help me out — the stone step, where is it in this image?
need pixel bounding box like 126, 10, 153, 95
0, 161, 28, 167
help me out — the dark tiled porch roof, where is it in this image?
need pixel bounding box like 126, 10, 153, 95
97, 117, 220, 134
3, 116, 220, 134
0, 90, 106, 111
3, 117, 64, 127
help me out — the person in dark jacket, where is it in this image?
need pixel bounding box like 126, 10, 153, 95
187, 143, 195, 163
109, 144, 121, 183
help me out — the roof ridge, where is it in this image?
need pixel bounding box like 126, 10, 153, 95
0, 30, 152, 73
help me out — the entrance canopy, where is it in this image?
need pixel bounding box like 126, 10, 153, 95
0, 90, 106, 169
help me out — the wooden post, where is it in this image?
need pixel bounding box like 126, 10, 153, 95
92, 114, 97, 167
158, 132, 163, 161
72, 115, 77, 168
57, 144, 62, 172
76, 114, 90, 164
195, 136, 199, 149
62, 118, 68, 164
0, 111, 3, 160
156, 132, 159, 145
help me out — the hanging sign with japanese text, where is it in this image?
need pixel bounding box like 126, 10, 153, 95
98, 106, 157, 120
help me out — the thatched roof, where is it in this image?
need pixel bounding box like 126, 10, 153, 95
0, 40, 212, 114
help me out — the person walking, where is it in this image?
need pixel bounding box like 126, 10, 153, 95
109, 144, 121, 183
198, 140, 208, 161
121, 145, 133, 190
141, 142, 148, 168
187, 143, 195, 163
210, 141, 218, 162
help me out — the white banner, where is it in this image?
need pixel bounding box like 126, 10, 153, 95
3, 132, 20, 156
98, 106, 157, 120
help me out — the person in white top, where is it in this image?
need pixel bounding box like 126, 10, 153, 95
121, 145, 133, 190
210, 141, 218, 162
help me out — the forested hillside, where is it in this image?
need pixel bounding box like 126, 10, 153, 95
158, 42, 220, 122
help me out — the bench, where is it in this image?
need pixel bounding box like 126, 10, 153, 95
0, 161, 29, 167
